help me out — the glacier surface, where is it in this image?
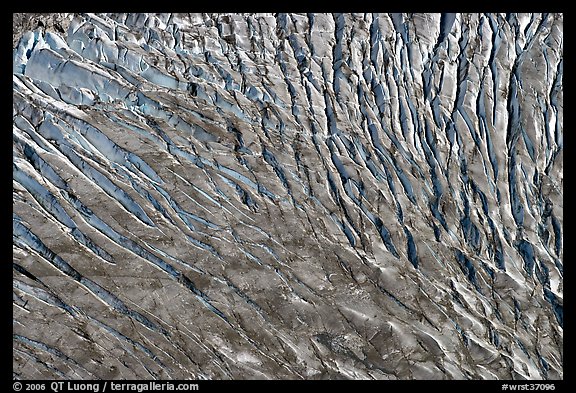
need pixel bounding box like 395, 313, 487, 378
13, 13, 562, 380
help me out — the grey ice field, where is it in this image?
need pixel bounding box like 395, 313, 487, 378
13, 13, 563, 379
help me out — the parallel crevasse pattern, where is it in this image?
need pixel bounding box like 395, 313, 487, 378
13, 13, 563, 379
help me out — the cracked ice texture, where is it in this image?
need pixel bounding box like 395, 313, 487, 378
13, 13, 562, 379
